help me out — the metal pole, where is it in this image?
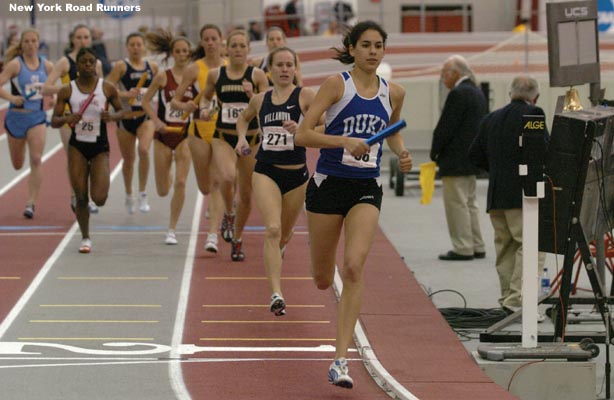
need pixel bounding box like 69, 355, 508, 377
521, 195, 539, 348
524, 19, 529, 73
30, 0, 36, 27
420, 1, 426, 33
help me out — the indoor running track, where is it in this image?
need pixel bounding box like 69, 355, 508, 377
0, 115, 394, 399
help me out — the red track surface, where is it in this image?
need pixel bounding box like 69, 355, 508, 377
181, 172, 391, 397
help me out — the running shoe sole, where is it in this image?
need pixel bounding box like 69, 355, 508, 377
270, 297, 286, 316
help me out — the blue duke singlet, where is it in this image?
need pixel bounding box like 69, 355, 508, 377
316, 71, 392, 179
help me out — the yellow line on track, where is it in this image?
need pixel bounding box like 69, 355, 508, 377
200, 338, 335, 341
202, 304, 324, 308
0, 277, 21, 280
202, 320, 329, 324
205, 277, 311, 280
57, 277, 168, 280
18, 337, 155, 341
40, 304, 162, 308
30, 320, 159, 324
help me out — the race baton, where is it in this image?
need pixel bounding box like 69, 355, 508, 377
69, 90, 96, 128
365, 119, 407, 146
181, 90, 204, 120
128, 71, 149, 105
165, 126, 185, 134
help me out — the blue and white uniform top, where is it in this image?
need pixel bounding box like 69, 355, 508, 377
316, 71, 392, 179
10, 56, 47, 111
69, 78, 107, 145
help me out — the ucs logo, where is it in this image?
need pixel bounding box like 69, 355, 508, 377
565, 6, 589, 18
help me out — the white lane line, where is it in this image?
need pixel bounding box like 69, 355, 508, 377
332, 269, 420, 400
0, 223, 79, 340
0, 134, 6, 143
0, 161, 124, 341
0, 230, 309, 237
0, 357, 361, 370
169, 192, 204, 400
0, 142, 63, 198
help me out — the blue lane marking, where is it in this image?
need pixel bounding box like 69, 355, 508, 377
0, 226, 64, 231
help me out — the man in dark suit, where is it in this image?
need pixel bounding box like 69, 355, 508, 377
468, 75, 547, 311
431, 55, 487, 261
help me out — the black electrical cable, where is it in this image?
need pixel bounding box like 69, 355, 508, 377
429, 289, 509, 339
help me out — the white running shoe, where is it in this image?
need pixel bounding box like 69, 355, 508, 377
139, 192, 150, 213
79, 238, 92, 254
270, 293, 286, 316
23, 204, 35, 219
328, 358, 353, 389
88, 201, 99, 214
165, 231, 178, 245
205, 233, 218, 253
125, 194, 135, 214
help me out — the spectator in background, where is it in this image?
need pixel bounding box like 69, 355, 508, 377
248, 21, 263, 41
310, 20, 321, 36
91, 27, 111, 76
333, 1, 354, 26
285, 0, 300, 33
2, 28, 20, 61
323, 20, 341, 36
430, 55, 487, 261
468, 75, 548, 313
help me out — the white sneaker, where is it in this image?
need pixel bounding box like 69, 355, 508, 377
125, 194, 135, 214
139, 192, 150, 213
328, 358, 353, 389
79, 238, 92, 254
205, 233, 218, 253
270, 293, 286, 316
165, 231, 178, 245
88, 201, 99, 214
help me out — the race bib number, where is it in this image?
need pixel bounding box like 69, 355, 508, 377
341, 142, 380, 168
262, 126, 294, 151
24, 82, 44, 101
165, 106, 185, 123
75, 117, 100, 143
131, 88, 147, 107
221, 102, 247, 125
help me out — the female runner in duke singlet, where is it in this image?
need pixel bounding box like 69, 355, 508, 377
170, 24, 226, 253
51, 48, 124, 254
236, 47, 318, 316
106, 32, 159, 214
295, 21, 413, 389
0, 29, 53, 219
142, 30, 196, 245
201, 29, 268, 262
